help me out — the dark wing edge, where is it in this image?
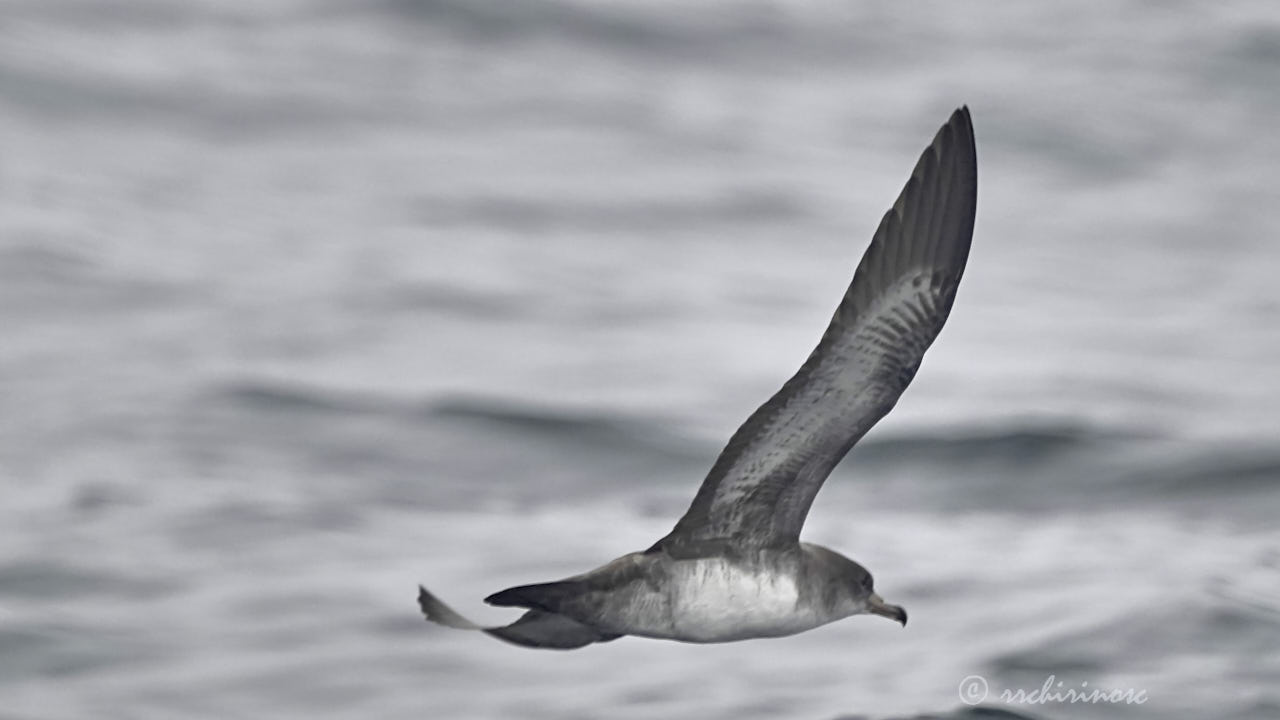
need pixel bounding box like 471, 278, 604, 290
652, 107, 978, 556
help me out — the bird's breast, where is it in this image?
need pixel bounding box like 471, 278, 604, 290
663, 557, 825, 642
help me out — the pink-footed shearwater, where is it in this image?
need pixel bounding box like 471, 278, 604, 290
418, 107, 978, 649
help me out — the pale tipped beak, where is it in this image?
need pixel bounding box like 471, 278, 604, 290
867, 592, 908, 627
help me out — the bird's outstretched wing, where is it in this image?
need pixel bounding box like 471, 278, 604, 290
654, 107, 977, 557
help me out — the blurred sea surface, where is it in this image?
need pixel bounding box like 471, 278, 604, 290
1, 1, 1279, 719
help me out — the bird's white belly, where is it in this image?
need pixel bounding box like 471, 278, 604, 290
665, 559, 821, 642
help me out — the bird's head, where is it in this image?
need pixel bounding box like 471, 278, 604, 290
805, 543, 908, 627
844, 559, 908, 627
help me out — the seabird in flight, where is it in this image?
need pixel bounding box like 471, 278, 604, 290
418, 107, 978, 649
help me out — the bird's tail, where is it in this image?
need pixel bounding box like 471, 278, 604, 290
417, 585, 617, 650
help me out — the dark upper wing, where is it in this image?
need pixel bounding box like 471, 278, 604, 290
654, 107, 977, 556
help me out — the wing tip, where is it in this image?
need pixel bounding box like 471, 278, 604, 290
940, 105, 976, 157
910, 105, 976, 186
948, 105, 978, 168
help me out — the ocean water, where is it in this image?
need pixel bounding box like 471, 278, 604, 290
2, 1, 1279, 718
